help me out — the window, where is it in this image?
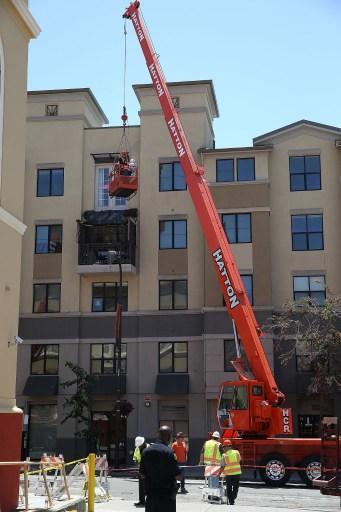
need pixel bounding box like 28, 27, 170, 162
293, 275, 325, 304
28, 404, 58, 459
92, 282, 128, 312
291, 214, 323, 251
241, 275, 253, 305
159, 342, 188, 373
35, 225, 62, 254
219, 384, 248, 410
224, 340, 237, 372
290, 155, 321, 191
33, 283, 61, 313
159, 220, 187, 249
298, 415, 321, 438
37, 168, 64, 197
223, 275, 253, 306
222, 213, 251, 243
296, 354, 313, 372
237, 158, 255, 181
31, 345, 59, 375
90, 343, 127, 374
159, 280, 188, 310
216, 159, 234, 182
96, 166, 127, 209
159, 162, 186, 191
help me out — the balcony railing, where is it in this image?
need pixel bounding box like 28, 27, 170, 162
78, 242, 136, 266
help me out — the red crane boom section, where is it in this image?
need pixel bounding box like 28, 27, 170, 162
123, 1, 284, 406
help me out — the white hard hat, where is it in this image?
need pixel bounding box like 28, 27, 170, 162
212, 431, 220, 439
135, 436, 145, 448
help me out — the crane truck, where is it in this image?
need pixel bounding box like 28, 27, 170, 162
112, 0, 330, 486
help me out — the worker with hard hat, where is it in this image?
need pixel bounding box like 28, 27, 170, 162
133, 436, 149, 507
199, 431, 222, 489
219, 439, 242, 505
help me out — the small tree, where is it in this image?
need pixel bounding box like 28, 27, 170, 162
266, 296, 341, 398
61, 362, 96, 452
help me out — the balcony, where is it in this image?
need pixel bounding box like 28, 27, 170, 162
77, 209, 137, 274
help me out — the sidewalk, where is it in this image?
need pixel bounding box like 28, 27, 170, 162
98, 497, 337, 512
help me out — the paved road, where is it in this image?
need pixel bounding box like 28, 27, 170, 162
97, 477, 340, 512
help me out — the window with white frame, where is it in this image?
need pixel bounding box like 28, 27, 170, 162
95, 166, 127, 210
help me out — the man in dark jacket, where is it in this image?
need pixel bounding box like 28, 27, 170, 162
140, 426, 181, 512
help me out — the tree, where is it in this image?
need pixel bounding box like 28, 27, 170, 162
61, 362, 96, 451
266, 296, 341, 397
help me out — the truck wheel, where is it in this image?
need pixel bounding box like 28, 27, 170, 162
259, 453, 291, 486
298, 456, 321, 486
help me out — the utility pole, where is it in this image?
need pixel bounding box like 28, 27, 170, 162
113, 252, 123, 470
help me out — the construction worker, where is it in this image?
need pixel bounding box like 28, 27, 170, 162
219, 439, 242, 505
171, 432, 188, 494
199, 431, 222, 488
133, 436, 149, 507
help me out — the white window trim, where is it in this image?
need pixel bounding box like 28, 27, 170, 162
94, 165, 127, 211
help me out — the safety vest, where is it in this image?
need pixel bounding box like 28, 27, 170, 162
203, 439, 221, 465
133, 444, 149, 464
133, 447, 141, 464
221, 449, 242, 476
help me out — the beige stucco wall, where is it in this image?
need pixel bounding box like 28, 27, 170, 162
136, 83, 216, 311
21, 117, 85, 314
0, 0, 38, 411
268, 127, 341, 306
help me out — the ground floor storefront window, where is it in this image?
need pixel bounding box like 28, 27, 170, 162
28, 404, 58, 459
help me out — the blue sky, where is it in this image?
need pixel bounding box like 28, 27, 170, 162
28, 0, 341, 148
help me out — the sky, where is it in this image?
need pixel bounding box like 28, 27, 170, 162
28, 0, 341, 148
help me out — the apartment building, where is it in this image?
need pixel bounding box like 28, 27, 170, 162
0, 0, 40, 509
17, 81, 341, 464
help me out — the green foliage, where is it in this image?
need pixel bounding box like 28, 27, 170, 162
61, 362, 95, 442
266, 296, 341, 395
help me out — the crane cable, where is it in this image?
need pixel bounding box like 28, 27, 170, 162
119, 18, 129, 156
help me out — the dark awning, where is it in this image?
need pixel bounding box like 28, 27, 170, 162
91, 153, 120, 164
81, 209, 137, 226
155, 374, 189, 395
23, 376, 59, 396
89, 375, 127, 395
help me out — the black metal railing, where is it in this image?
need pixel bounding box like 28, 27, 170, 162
78, 242, 136, 266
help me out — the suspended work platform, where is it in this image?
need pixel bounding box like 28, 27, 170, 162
109, 158, 138, 198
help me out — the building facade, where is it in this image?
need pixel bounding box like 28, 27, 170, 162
0, 0, 40, 508
17, 81, 341, 464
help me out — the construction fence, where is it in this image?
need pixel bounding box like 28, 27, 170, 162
15, 453, 111, 510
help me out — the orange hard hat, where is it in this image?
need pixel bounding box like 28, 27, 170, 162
223, 439, 232, 447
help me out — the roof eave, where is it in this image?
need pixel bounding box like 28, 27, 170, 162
10, 0, 41, 38
254, 119, 341, 144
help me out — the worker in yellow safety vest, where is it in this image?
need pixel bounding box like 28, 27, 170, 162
133, 436, 149, 507
219, 439, 242, 505
199, 431, 222, 488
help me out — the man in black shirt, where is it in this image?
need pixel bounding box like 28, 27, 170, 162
140, 426, 181, 512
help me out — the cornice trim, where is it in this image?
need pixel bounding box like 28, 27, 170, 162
10, 0, 41, 38
0, 207, 26, 235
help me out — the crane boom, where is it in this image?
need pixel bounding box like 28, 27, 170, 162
123, 1, 284, 407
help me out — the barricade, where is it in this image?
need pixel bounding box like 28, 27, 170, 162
82, 455, 110, 502
34, 454, 70, 501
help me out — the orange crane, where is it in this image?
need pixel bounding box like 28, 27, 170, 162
112, 0, 329, 486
